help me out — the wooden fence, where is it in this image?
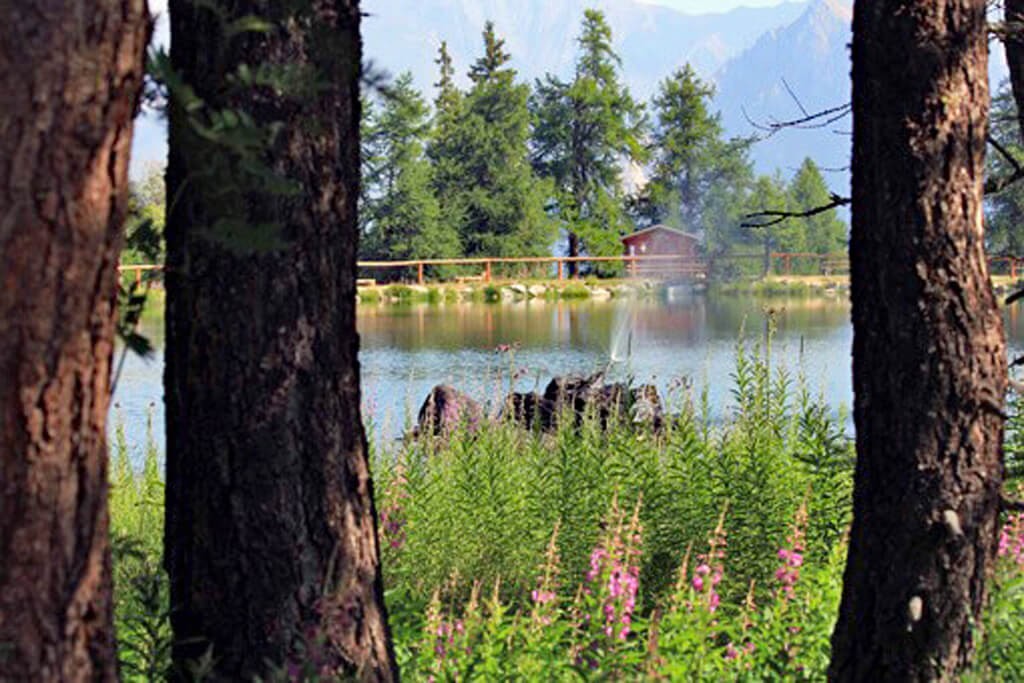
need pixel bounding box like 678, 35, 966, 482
116, 253, 1024, 285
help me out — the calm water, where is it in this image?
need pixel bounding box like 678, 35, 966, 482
111, 291, 1024, 456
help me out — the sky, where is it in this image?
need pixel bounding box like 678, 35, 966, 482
147, 0, 795, 20
640, 0, 792, 11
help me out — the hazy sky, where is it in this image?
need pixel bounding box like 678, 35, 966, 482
641, 0, 794, 12
148, 0, 798, 18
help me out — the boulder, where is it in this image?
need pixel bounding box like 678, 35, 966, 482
415, 385, 484, 437
498, 391, 551, 431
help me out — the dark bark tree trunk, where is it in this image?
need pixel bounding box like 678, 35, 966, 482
1005, 0, 1024, 141
0, 2, 149, 680
568, 231, 581, 278
164, 1, 397, 680
830, 1, 1006, 680
763, 234, 772, 278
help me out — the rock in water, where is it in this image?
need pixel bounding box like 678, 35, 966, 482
416, 385, 484, 437
498, 391, 550, 431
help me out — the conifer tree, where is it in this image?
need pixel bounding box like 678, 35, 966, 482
788, 157, 846, 254
531, 9, 645, 275
428, 41, 470, 252
362, 72, 456, 265
458, 22, 554, 258
645, 65, 749, 232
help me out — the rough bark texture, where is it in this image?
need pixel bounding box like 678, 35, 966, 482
164, 1, 397, 680
0, 1, 148, 680
830, 1, 1006, 680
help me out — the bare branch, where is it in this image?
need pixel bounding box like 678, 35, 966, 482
742, 103, 852, 139
742, 193, 851, 229
985, 134, 1024, 194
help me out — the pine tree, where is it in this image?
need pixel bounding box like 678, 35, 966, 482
458, 22, 554, 258
788, 158, 846, 254
531, 9, 646, 275
745, 174, 798, 276
428, 41, 470, 256
164, 1, 396, 677
0, 3, 148, 679
645, 65, 750, 232
362, 72, 456, 266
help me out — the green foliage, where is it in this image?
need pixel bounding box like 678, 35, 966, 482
110, 414, 171, 682
374, 337, 852, 607
559, 282, 592, 300
986, 82, 1024, 256
642, 65, 752, 237
530, 10, 646, 264
787, 158, 846, 255
362, 73, 459, 267
109, 343, 1024, 679
450, 23, 556, 259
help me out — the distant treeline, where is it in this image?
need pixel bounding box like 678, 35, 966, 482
123, 10, 853, 277
359, 9, 846, 276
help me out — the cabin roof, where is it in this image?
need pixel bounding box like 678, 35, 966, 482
621, 224, 701, 243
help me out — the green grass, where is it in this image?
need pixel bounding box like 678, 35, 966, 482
107, 341, 1024, 680
558, 282, 592, 300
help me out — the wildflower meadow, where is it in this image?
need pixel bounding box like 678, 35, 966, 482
109, 339, 1024, 680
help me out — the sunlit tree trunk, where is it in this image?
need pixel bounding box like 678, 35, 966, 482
164, 0, 397, 679
830, 1, 1006, 679
0, 1, 149, 680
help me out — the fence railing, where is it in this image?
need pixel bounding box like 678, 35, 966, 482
117, 253, 1024, 284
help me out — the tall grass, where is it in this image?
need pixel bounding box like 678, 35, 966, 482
107, 341, 1024, 680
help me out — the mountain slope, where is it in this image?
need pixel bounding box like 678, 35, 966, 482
712, 0, 852, 189
363, 0, 808, 98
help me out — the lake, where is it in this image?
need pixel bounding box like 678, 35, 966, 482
111, 290, 1024, 457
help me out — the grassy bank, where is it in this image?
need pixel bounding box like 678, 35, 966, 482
109, 340, 1024, 680
711, 276, 849, 297
357, 279, 666, 305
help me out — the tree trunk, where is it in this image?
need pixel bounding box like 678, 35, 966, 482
0, 2, 148, 680
830, 1, 1006, 680
568, 231, 581, 278
1005, 0, 1024, 142
164, 1, 397, 680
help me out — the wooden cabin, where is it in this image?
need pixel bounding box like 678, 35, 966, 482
621, 225, 701, 278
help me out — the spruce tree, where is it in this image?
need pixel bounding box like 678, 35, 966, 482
428, 41, 470, 255
458, 22, 554, 259
788, 157, 846, 254
362, 72, 456, 265
645, 65, 750, 232
531, 9, 645, 275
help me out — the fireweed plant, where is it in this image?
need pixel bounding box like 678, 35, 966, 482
109, 340, 1024, 680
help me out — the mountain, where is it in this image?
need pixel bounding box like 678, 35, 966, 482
713, 0, 852, 190
363, 0, 808, 98
129, 0, 1008, 187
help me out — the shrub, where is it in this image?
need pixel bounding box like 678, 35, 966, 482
559, 282, 592, 300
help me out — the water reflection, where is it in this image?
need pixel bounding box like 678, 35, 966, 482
118, 291, 1015, 455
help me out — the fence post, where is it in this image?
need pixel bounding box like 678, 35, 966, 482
135, 268, 141, 287
485, 260, 492, 283
557, 260, 563, 281
418, 262, 424, 285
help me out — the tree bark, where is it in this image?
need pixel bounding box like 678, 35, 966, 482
830, 1, 1006, 680
164, 1, 397, 680
0, 1, 149, 680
